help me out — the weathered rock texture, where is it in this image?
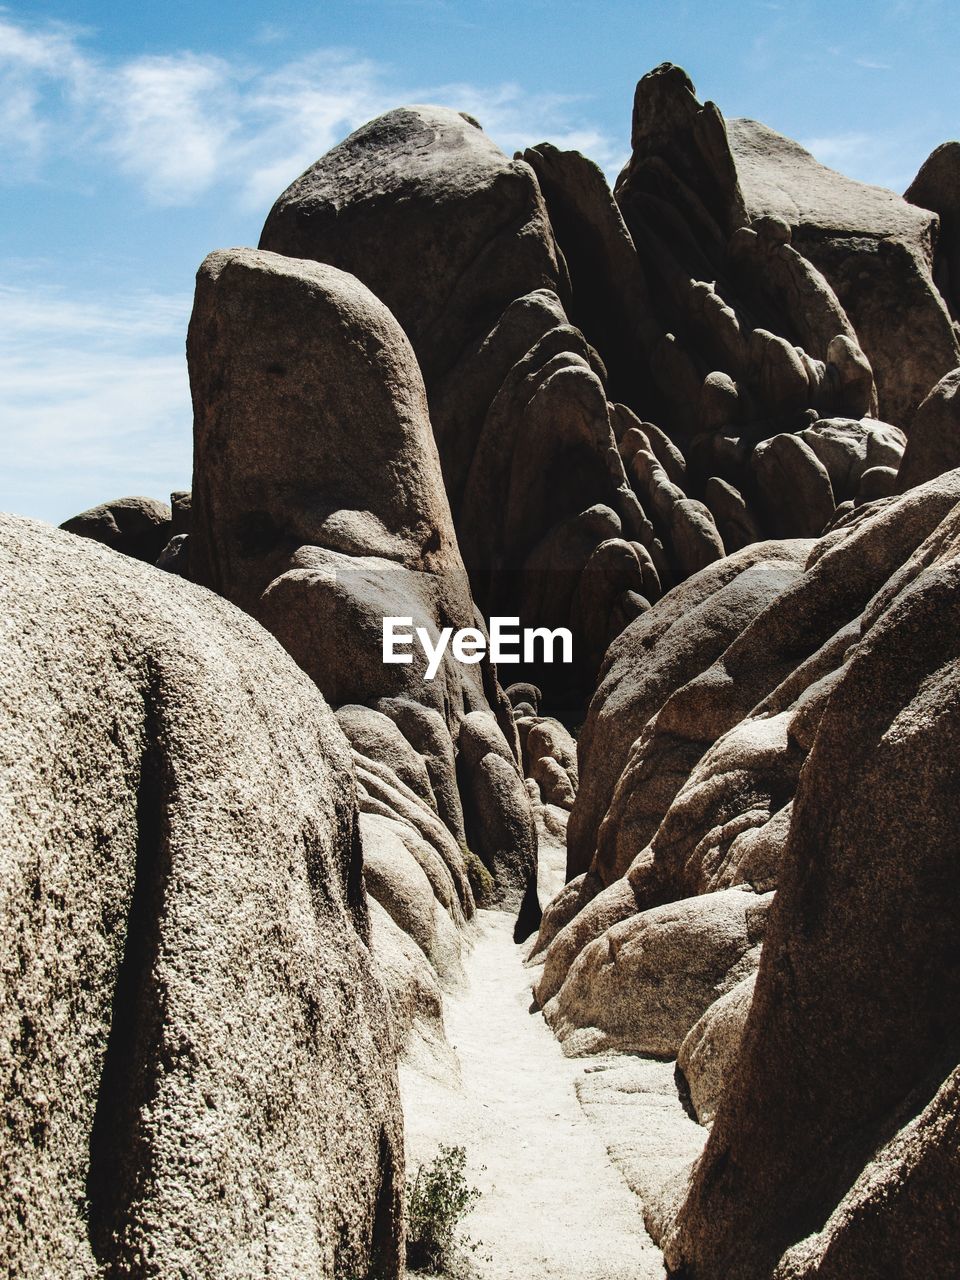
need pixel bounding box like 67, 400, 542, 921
0, 514, 403, 1279
540, 469, 960, 1278
906, 140, 960, 322
663, 478, 960, 1277
726, 116, 958, 426
24, 58, 960, 1277
187, 248, 537, 979
258, 104, 724, 708
253, 75, 960, 722
60, 496, 173, 563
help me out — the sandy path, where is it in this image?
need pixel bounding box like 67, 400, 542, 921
400, 910, 667, 1279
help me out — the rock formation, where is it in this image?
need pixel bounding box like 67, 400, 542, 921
906, 140, 960, 323
258, 104, 716, 709
28, 53, 960, 1279
0, 514, 403, 1279
535, 470, 960, 1277
60, 495, 173, 563
187, 248, 536, 932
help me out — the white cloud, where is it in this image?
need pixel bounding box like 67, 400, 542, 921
0, 285, 192, 523
798, 128, 931, 192
0, 15, 625, 205
800, 131, 876, 166
102, 54, 237, 203
235, 50, 396, 210
0, 14, 628, 521
0, 15, 90, 170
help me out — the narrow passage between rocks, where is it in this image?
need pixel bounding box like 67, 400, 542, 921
400, 910, 698, 1280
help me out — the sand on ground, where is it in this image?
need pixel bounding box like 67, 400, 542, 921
400, 910, 672, 1280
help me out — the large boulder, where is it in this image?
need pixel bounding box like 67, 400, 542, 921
727, 116, 959, 425
259, 105, 564, 388
188, 248, 463, 622
538, 475, 960, 1022
677, 973, 756, 1126
614, 63, 881, 452
258, 104, 729, 703
60, 495, 172, 563
520, 142, 661, 411
906, 140, 960, 321
771, 1066, 960, 1279
543, 889, 771, 1058
187, 247, 536, 913
566, 540, 810, 880
896, 365, 960, 491
751, 433, 835, 537
663, 492, 960, 1278
0, 514, 402, 1279
573, 467, 960, 893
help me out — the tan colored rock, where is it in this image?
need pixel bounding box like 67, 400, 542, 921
187, 248, 531, 913
567, 541, 809, 880
188, 248, 460, 611
728, 226, 874, 413
800, 416, 905, 502
528, 871, 603, 959
368, 899, 457, 1080
353, 753, 471, 918
544, 889, 771, 1058
677, 973, 756, 1126
855, 464, 897, 503
748, 329, 811, 416
464, 750, 539, 927
337, 704, 435, 807
772, 1065, 960, 1279
535, 850, 658, 1005
670, 498, 726, 576
665, 491, 960, 1280
359, 811, 463, 986
648, 711, 804, 898
430, 288, 569, 508
531, 754, 576, 810
60, 495, 172, 563
897, 366, 960, 491
728, 116, 959, 424
0, 514, 402, 1279
699, 371, 742, 431
375, 695, 467, 847
620, 62, 746, 237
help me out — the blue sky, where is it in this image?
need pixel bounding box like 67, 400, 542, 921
3, 0, 959, 524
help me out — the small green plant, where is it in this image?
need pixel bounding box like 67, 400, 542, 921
406, 1144, 481, 1274
461, 846, 494, 909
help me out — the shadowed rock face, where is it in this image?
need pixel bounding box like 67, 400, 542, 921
187, 246, 538, 931
60, 496, 173, 563
664, 491, 960, 1278
540, 470, 960, 1279
258, 103, 726, 710
907, 140, 960, 322
897, 366, 960, 492
0, 514, 403, 1280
